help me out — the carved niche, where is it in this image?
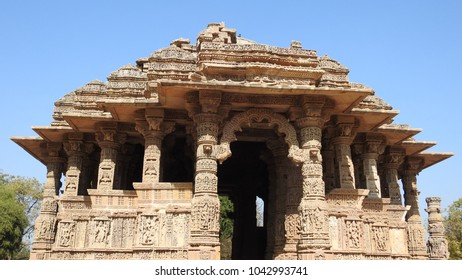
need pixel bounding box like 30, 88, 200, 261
34, 215, 57, 241
139, 215, 160, 246
344, 220, 363, 250
90, 219, 111, 248
57, 221, 76, 247
371, 226, 389, 252
191, 196, 219, 232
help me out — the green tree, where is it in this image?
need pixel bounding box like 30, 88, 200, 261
0, 183, 28, 259
0, 171, 43, 259
219, 195, 234, 259
444, 198, 462, 260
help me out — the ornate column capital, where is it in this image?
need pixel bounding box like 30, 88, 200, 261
402, 156, 424, 176
354, 133, 386, 159
95, 123, 127, 149
199, 90, 222, 113
383, 146, 405, 169
301, 95, 325, 117
295, 96, 334, 129
135, 118, 175, 140
63, 133, 85, 156
43, 142, 63, 158
193, 112, 223, 125
330, 115, 357, 145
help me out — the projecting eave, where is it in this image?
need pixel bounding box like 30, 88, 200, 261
418, 152, 454, 170
10, 136, 47, 165
62, 112, 113, 132
376, 124, 422, 146
33, 126, 74, 142
351, 108, 400, 131
98, 98, 160, 123
155, 80, 373, 113
401, 140, 437, 156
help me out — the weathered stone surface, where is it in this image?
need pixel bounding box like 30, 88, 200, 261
12, 23, 452, 260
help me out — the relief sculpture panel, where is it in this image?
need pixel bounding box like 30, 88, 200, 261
57, 221, 76, 248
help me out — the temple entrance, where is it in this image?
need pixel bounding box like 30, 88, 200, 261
218, 141, 272, 260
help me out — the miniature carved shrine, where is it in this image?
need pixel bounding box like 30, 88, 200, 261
13, 23, 452, 260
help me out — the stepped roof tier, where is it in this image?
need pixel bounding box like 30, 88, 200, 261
13, 23, 451, 170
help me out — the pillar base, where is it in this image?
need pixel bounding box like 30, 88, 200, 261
188, 244, 220, 260
297, 249, 333, 260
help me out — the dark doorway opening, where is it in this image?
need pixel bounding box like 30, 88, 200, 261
218, 141, 271, 260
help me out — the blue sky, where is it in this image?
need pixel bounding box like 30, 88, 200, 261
0, 0, 461, 212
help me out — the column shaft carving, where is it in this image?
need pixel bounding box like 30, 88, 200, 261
383, 147, 405, 205
96, 124, 126, 191
136, 110, 174, 185
189, 91, 222, 260
426, 197, 449, 259
354, 133, 385, 198
296, 96, 331, 260
402, 156, 427, 259
322, 127, 336, 194
63, 134, 93, 196
331, 116, 356, 189
143, 133, 162, 183
31, 143, 64, 260
267, 140, 294, 259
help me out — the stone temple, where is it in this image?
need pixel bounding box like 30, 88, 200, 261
13, 23, 452, 260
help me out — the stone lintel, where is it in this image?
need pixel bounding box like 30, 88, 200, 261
363, 197, 391, 212
327, 188, 369, 209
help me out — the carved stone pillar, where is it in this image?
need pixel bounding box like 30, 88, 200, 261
355, 133, 385, 198
189, 91, 222, 260
331, 116, 356, 190
30, 142, 64, 260
296, 96, 331, 260
267, 139, 293, 259
322, 126, 336, 194
402, 156, 428, 259
382, 147, 405, 205
63, 133, 92, 196
260, 146, 277, 259
425, 197, 449, 259
96, 123, 126, 191
352, 145, 364, 189
135, 109, 175, 185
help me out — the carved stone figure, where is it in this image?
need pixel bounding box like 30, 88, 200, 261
59, 222, 75, 247
345, 220, 362, 249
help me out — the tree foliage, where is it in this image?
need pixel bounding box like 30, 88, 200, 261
444, 198, 462, 260
219, 195, 234, 240
0, 171, 43, 259
219, 195, 234, 260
